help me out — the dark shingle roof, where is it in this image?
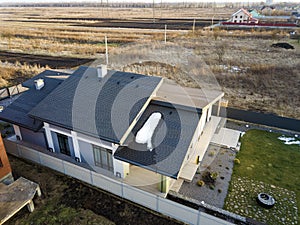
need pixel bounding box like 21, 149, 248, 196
0, 70, 70, 131
114, 100, 201, 179
29, 66, 162, 143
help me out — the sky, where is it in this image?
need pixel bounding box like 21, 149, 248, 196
0, 0, 299, 4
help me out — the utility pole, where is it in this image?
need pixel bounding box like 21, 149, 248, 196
105, 36, 108, 65
164, 24, 167, 44
192, 19, 196, 33
153, 0, 155, 22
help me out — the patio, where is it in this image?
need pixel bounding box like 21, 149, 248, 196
124, 165, 176, 197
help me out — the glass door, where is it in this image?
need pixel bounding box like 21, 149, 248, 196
57, 133, 71, 156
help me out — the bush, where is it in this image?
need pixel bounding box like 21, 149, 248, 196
208, 151, 215, 157
197, 180, 205, 187
234, 158, 241, 164
209, 184, 215, 190
218, 189, 222, 193
210, 172, 219, 180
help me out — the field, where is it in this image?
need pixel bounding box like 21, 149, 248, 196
224, 129, 300, 224
0, 6, 299, 119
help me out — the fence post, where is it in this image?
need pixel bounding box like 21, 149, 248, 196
197, 210, 201, 225
156, 195, 159, 212
90, 170, 93, 185
16, 143, 21, 157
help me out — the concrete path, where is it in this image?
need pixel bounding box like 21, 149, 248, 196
211, 128, 241, 149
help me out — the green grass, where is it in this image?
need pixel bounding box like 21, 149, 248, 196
227, 129, 300, 223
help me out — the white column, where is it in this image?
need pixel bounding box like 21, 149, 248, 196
217, 99, 221, 116
113, 159, 129, 178
43, 122, 55, 152
13, 125, 22, 140
207, 106, 212, 122
71, 131, 81, 162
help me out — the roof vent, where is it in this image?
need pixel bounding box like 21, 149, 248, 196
97, 64, 107, 79
34, 79, 44, 90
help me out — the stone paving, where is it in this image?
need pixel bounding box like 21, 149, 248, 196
224, 176, 298, 225
179, 144, 236, 208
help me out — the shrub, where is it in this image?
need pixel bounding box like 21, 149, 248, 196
218, 189, 222, 193
197, 180, 205, 187
210, 172, 219, 180
208, 151, 215, 157
209, 184, 215, 190
234, 158, 241, 164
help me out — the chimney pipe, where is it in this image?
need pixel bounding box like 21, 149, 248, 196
97, 65, 107, 79
34, 79, 44, 90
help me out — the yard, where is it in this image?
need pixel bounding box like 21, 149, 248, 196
224, 129, 300, 224
5, 155, 182, 225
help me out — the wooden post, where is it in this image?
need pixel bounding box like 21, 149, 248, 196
36, 186, 42, 197
27, 200, 35, 212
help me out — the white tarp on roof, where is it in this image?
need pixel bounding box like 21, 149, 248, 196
135, 112, 162, 151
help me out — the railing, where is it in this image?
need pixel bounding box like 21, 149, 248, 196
0, 84, 28, 101
4, 138, 233, 225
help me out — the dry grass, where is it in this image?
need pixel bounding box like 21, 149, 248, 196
0, 7, 299, 119
0, 61, 48, 87
183, 31, 300, 118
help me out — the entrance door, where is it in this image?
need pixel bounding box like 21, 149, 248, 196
57, 134, 71, 156
93, 145, 113, 171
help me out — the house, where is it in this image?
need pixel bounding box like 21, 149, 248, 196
291, 12, 300, 25
0, 65, 223, 194
248, 9, 261, 18
0, 135, 12, 184
230, 8, 259, 24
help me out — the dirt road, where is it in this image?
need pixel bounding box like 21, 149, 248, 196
0, 51, 95, 69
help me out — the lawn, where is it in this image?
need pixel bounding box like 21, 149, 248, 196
224, 129, 300, 224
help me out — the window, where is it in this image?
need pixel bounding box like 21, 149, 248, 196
93, 145, 113, 171
0, 157, 3, 167
57, 133, 71, 156
240, 15, 243, 18
235, 15, 237, 18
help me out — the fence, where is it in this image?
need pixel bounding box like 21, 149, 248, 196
213, 106, 300, 133
4, 138, 232, 225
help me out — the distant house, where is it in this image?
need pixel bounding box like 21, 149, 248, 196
249, 9, 261, 18
0, 135, 12, 184
0, 66, 224, 195
230, 8, 259, 24
291, 12, 300, 25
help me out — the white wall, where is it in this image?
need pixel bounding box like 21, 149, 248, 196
3, 138, 235, 225
113, 159, 129, 178
231, 11, 249, 23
